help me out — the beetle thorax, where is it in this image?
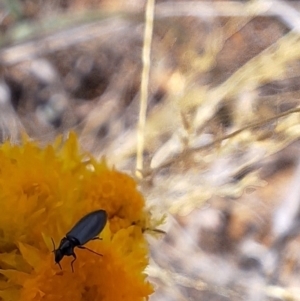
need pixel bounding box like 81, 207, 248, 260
57, 237, 78, 257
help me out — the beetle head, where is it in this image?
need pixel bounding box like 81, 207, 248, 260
54, 249, 64, 268
51, 237, 63, 270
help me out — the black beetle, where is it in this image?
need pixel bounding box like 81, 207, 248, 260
51, 209, 107, 272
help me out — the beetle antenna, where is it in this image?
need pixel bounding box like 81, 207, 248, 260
51, 237, 56, 252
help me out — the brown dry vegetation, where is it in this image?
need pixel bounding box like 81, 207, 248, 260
2, 0, 300, 300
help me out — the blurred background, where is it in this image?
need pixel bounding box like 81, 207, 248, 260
2, 0, 300, 300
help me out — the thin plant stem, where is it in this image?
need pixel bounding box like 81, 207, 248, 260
136, 0, 156, 178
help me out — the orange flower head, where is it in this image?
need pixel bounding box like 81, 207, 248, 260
0, 132, 154, 301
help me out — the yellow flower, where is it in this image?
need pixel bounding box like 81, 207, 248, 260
0, 132, 153, 301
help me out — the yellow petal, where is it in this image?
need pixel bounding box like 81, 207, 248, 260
0, 269, 28, 285
18, 243, 43, 270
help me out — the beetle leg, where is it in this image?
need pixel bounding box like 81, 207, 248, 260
91, 236, 102, 241
70, 253, 77, 273
78, 245, 103, 257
